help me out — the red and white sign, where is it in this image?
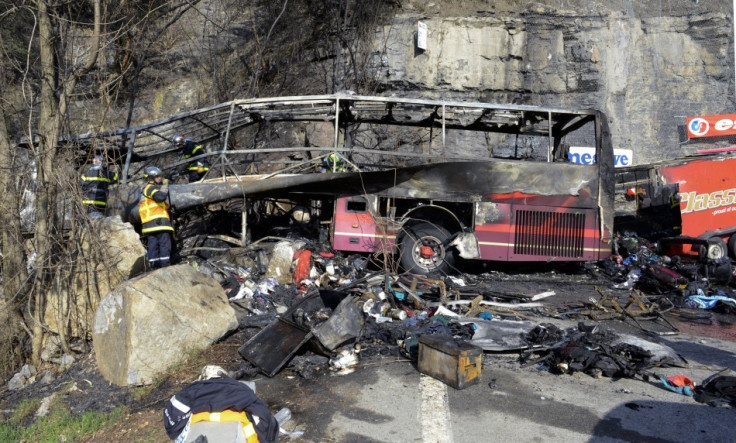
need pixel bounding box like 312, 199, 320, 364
686, 113, 736, 139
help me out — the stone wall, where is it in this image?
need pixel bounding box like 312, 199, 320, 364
372, 2, 735, 164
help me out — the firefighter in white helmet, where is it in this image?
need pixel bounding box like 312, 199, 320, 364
139, 166, 174, 269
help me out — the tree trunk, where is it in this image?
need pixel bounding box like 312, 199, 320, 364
0, 106, 27, 305
29, 0, 101, 365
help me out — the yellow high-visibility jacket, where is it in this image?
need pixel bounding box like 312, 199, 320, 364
190, 410, 259, 443
139, 183, 174, 234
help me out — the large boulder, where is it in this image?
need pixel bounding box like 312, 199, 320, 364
44, 216, 146, 344
92, 264, 237, 386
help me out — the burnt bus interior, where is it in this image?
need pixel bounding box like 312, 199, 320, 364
614, 166, 682, 240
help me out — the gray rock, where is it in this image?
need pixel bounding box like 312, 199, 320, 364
7, 373, 26, 391
38, 371, 55, 386
35, 393, 57, 418
59, 354, 76, 372
92, 264, 238, 386
41, 337, 61, 362
19, 364, 37, 378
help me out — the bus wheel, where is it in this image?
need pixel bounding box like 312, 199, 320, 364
399, 223, 455, 276
700, 237, 728, 261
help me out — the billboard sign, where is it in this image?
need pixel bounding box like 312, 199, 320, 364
686, 113, 736, 139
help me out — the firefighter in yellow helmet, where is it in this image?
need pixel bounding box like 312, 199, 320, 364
321, 152, 347, 173
139, 166, 174, 269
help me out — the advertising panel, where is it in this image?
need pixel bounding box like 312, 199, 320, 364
686, 113, 736, 139
659, 157, 736, 238
568, 147, 633, 168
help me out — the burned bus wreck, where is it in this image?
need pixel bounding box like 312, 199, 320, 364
103, 95, 614, 275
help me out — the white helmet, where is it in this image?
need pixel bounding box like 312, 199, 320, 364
144, 166, 162, 179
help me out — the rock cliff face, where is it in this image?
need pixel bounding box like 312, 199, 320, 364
105, 1, 735, 166
371, 2, 734, 164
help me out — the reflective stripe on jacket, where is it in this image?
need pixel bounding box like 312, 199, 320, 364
80, 166, 118, 207
190, 410, 259, 443
139, 183, 173, 234
188, 164, 210, 172
182, 140, 205, 158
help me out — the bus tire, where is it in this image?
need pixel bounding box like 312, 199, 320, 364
399, 222, 455, 276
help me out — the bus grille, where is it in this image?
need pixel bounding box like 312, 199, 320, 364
514, 210, 586, 257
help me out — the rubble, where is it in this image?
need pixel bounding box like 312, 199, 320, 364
158, 228, 730, 395
169, 228, 736, 412
694, 374, 736, 407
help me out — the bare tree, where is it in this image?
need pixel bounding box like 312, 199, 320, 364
22, 0, 102, 365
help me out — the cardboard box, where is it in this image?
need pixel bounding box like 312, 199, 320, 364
418, 334, 482, 389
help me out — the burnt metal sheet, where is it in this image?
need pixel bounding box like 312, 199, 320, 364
110, 160, 601, 223
454, 317, 538, 351
238, 319, 313, 377
237, 289, 349, 377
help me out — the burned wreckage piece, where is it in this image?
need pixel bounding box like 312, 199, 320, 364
111, 156, 614, 276
615, 152, 736, 264
595, 231, 736, 326
521, 323, 687, 378
238, 289, 364, 377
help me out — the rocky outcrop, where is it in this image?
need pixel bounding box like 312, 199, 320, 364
375, 6, 734, 164
63, 1, 736, 167
44, 216, 146, 345
92, 264, 238, 386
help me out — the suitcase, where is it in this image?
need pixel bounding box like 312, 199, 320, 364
418, 334, 482, 389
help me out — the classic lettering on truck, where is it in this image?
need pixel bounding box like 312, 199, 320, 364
679, 189, 736, 214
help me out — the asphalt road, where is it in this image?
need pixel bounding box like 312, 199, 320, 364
252, 321, 736, 443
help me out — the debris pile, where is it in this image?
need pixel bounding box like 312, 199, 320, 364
170, 230, 736, 395
593, 232, 736, 326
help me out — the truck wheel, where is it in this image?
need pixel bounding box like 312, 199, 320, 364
399, 223, 455, 276
700, 237, 727, 261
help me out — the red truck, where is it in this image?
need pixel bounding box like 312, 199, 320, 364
615, 152, 736, 260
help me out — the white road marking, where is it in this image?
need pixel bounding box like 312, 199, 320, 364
419, 374, 453, 443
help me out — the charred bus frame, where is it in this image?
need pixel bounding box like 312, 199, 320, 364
88, 95, 615, 274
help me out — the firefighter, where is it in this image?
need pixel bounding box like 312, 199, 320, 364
79, 155, 118, 219
173, 134, 210, 182
321, 152, 346, 173
139, 166, 174, 269
164, 377, 279, 443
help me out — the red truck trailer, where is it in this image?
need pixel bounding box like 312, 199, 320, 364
615, 152, 736, 260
